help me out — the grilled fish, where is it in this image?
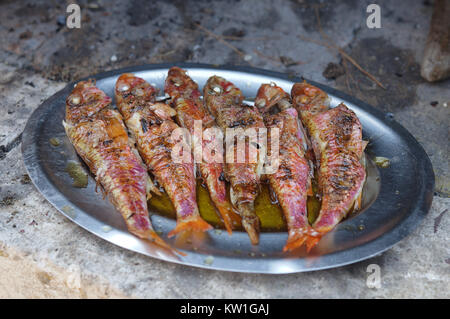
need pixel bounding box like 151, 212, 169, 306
203, 76, 265, 245
164, 67, 241, 234
291, 82, 366, 250
63, 80, 169, 249
115, 74, 212, 238
255, 83, 317, 251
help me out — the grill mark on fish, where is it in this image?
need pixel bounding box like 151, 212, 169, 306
228, 117, 255, 128
140, 118, 148, 133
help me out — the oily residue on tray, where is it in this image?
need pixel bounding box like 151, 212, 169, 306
65, 161, 88, 188
149, 180, 323, 232
148, 155, 378, 233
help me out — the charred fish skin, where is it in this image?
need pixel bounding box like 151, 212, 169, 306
63, 81, 168, 248
165, 67, 241, 234
255, 83, 316, 251
291, 82, 366, 249
115, 74, 212, 238
203, 76, 265, 245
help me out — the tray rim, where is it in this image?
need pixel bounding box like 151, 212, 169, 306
21, 62, 435, 274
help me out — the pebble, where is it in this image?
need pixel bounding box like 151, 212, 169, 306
204, 255, 214, 265
0, 72, 15, 84
102, 225, 112, 233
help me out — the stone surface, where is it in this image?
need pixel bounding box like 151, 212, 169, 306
0, 0, 448, 298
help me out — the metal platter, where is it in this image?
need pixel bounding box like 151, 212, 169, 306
22, 63, 434, 273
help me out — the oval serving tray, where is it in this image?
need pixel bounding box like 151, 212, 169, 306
22, 63, 434, 273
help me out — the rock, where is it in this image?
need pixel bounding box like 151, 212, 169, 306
420, 0, 450, 82
323, 62, 345, 80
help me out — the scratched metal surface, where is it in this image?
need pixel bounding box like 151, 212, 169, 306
21, 63, 434, 273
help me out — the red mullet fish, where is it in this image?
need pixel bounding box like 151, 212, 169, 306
203, 76, 265, 245
291, 82, 366, 250
165, 67, 241, 234
255, 83, 317, 251
115, 74, 212, 238
63, 80, 171, 250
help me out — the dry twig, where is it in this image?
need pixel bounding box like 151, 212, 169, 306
312, 5, 386, 89
253, 49, 283, 66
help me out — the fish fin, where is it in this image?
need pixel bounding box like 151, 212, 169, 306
362, 140, 369, 152
283, 228, 320, 252
307, 182, 314, 197
352, 169, 366, 212
305, 235, 322, 253
147, 176, 162, 197
133, 229, 186, 256
283, 233, 308, 252
167, 216, 212, 238
353, 188, 363, 212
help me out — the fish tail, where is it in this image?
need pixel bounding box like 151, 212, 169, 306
168, 215, 212, 238
214, 202, 242, 235
283, 228, 321, 252
132, 228, 186, 256
238, 203, 260, 245
305, 234, 322, 253
283, 233, 308, 252
242, 216, 260, 245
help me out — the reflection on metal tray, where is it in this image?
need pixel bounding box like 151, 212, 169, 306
22, 63, 434, 273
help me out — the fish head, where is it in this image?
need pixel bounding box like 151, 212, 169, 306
255, 83, 291, 113
203, 76, 244, 116
115, 73, 158, 118
205, 76, 243, 101
291, 82, 330, 115
165, 67, 200, 100
65, 80, 112, 124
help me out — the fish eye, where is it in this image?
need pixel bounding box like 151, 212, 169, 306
69, 95, 81, 105
118, 84, 129, 92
